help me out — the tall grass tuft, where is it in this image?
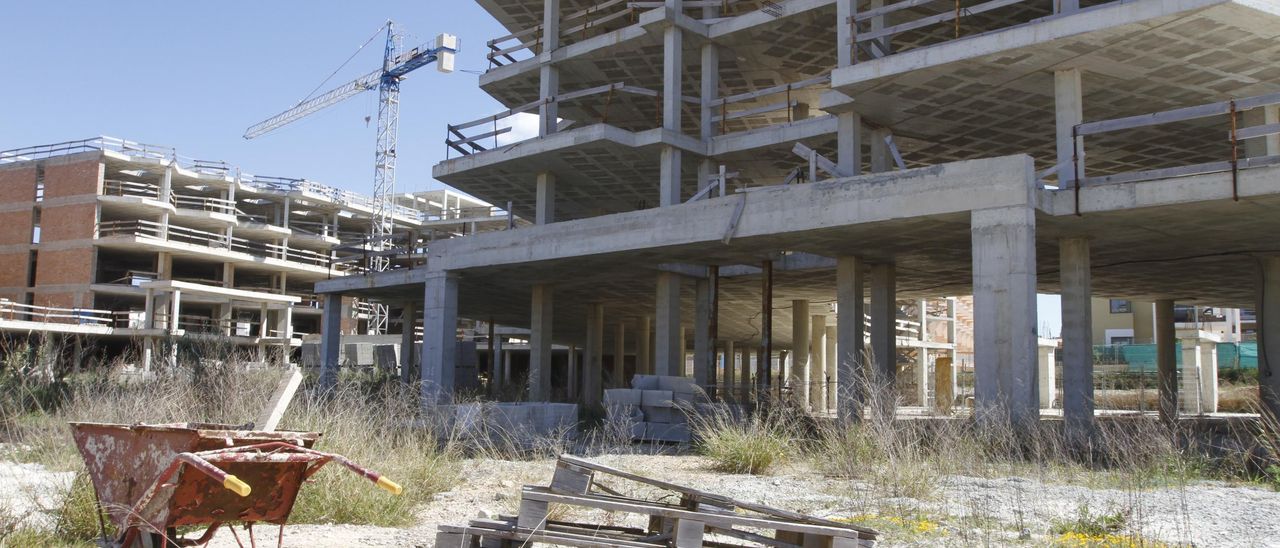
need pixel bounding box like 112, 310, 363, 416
689, 399, 800, 475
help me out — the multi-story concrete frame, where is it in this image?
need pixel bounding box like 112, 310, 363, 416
0, 137, 509, 367
319, 0, 1280, 429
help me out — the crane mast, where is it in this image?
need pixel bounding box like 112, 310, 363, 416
245, 21, 457, 334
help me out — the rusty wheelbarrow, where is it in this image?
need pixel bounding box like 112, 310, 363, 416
69, 422, 402, 547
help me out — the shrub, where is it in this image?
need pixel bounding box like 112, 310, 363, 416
690, 405, 796, 475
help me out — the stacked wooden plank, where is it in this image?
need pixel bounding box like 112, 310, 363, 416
436, 455, 878, 547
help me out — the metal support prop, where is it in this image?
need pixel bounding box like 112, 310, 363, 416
759, 260, 773, 401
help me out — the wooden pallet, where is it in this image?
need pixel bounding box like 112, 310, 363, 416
436, 455, 878, 547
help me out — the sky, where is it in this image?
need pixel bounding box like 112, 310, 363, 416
0, 1, 1065, 336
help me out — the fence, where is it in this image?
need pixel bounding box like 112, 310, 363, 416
1092, 342, 1258, 372
0, 136, 231, 175
98, 220, 339, 270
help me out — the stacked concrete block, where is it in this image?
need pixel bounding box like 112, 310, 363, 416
436, 402, 579, 448
373, 344, 398, 371
342, 343, 375, 366
602, 374, 705, 443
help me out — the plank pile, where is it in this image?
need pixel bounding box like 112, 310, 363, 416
436, 454, 878, 547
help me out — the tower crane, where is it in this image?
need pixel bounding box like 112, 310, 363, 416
245, 21, 457, 334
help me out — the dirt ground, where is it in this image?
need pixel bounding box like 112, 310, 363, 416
6, 453, 1280, 547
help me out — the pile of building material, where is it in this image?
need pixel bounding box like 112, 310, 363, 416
436, 454, 878, 547
604, 375, 703, 442
433, 402, 578, 448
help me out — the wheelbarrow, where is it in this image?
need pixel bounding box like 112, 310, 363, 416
69, 422, 402, 547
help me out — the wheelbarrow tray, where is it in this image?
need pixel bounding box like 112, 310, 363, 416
69, 422, 321, 533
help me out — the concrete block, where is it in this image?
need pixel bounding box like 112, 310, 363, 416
373, 344, 398, 370
643, 406, 681, 424
343, 343, 374, 366
631, 375, 661, 390
658, 375, 698, 394
646, 422, 691, 443
604, 388, 643, 405
300, 344, 320, 367
642, 390, 675, 407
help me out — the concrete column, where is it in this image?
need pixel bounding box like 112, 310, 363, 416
680, 326, 689, 375
836, 256, 866, 421
168, 289, 182, 368
700, 37, 719, 141
1200, 340, 1219, 413
739, 346, 751, 388
824, 324, 837, 411
1055, 68, 1084, 187
1155, 299, 1177, 423
810, 314, 827, 411
971, 206, 1039, 425
421, 272, 459, 406
869, 264, 896, 396
529, 284, 554, 401
837, 113, 863, 177
659, 1, 685, 207
916, 299, 928, 407
1244, 106, 1280, 157
1060, 237, 1093, 433
584, 303, 604, 409
159, 166, 173, 239
399, 302, 418, 383
694, 278, 713, 388
723, 340, 735, 399
1038, 341, 1056, 408
539, 0, 560, 136
836, 0, 857, 68
279, 305, 294, 364
319, 294, 343, 392
613, 323, 626, 388
567, 344, 578, 399
637, 315, 652, 374
1181, 337, 1202, 414
869, 128, 892, 173
536, 172, 556, 225
791, 300, 810, 408
655, 273, 682, 375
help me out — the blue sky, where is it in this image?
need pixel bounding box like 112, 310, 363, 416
0, 1, 1065, 335
0, 1, 525, 195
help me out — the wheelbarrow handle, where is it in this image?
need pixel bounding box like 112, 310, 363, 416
177, 452, 253, 497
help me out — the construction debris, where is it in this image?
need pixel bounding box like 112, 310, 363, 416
437, 454, 878, 547
605, 374, 742, 443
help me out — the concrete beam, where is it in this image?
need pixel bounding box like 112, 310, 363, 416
529, 283, 554, 401
1259, 257, 1280, 421
655, 272, 682, 376
972, 206, 1038, 426
422, 272, 459, 406
1059, 237, 1094, 436
1155, 299, 1177, 423
836, 256, 866, 422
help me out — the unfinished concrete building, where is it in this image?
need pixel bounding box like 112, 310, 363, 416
0, 137, 509, 368
317, 0, 1280, 429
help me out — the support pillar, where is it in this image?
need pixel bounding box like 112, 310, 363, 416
916, 299, 928, 407
836, 256, 866, 422
837, 113, 863, 177
869, 263, 896, 408
613, 323, 626, 388
584, 303, 604, 409
655, 273, 682, 376
529, 284, 554, 401
1060, 237, 1093, 435
824, 324, 837, 411
1155, 299, 1177, 423
759, 260, 773, 395
421, 273, 459, 406
723, 340, 735, 400
836, 0, 857, 68
168, 289, 182, 369
568, 344, 579, 399
659, 0, 685, 206
536, 172, 556, 225
1181, 337, 1203, 414
810, 314, 826, 411
538, 0, 560, 137
972, 206, 1039, 425
1038, 341, 1056, 408
739, 346, 751, 389
791, 300, 810, 408
869, 128, 892, 173
638, 316, 652, 375
694, 278, 714, 389
1200, 340, 1219, 413
319, 294, 343, 392
1055, 68, 1084, 187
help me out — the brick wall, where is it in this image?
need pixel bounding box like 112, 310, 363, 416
0, 165, 37, 203
33, 247, 95, 289
39, 202, 97, 241
42, 159, 102, 199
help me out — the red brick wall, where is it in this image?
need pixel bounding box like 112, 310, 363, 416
34, 247, 95, 287
0, 251, 30, 290
0, 166, 37, 203
0, 210, 34, 246
43, 159, 101, 199
39, 203, 97, 241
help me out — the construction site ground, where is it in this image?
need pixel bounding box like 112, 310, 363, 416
5, 450, 1280, 547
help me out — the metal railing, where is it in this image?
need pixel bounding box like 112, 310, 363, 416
0, 299, 126, 327
0, 136, 231, 175
98, 220, 341, 269
711, 73, 831, 134
103, 179, 237, 215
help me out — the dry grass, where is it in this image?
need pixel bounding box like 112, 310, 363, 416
687, 397, 801, 475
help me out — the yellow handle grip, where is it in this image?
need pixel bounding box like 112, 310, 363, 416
376, 476, 403, 496
223, 475, 252, 497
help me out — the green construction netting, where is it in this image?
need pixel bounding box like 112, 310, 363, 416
1092, 341, 1257, 371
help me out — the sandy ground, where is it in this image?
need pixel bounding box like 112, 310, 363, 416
0, 459, 75, 530
5, 453, 1280, 546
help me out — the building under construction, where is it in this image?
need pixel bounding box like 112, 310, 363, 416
0, 137, 509, 369
311, 0, 1280, 429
